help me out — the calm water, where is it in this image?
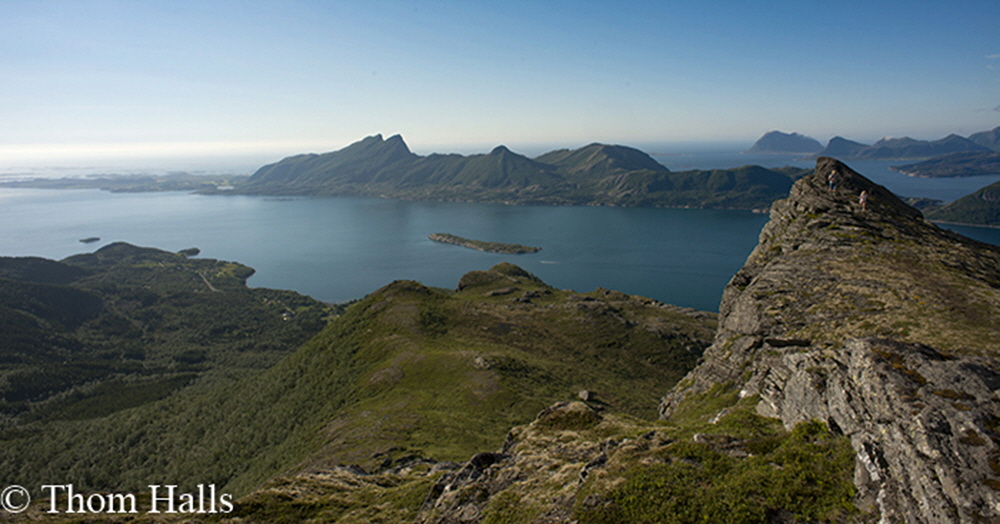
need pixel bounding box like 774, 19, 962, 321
3, 149, 999, 312
0, 188, 771, 312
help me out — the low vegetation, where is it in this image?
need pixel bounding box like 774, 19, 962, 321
428, 232, 541, 254
0, 251, 715, 520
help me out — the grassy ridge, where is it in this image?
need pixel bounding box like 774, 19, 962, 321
0, 256, 715, 505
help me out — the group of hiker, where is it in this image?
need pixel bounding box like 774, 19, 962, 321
827, 170, 868, 211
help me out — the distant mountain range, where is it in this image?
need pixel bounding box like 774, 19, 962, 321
746, 126, 1000, 162
891, 151, 1000, 178
228, 134, 806, 210
811, 133, 990, 160
0, 135, 803, 211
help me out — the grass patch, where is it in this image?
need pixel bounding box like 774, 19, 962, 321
576, 420, 856, 523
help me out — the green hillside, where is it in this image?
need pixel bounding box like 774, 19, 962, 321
0, 243, 328, 428
925, 178, 1000, 225
0, 255, 714, 505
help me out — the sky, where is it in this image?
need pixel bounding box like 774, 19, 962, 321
1, 0, 999, 169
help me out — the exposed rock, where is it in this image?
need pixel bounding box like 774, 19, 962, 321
758, 337, 1000, 522
416, 402, 617, 524
660, 157, 1000, 523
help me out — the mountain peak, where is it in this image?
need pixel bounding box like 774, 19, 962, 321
745, 130, 823, 153
799, 157, 923, 221
660, 157, 1000, 522
489, 145, 512, 155
384, 133, 409, 148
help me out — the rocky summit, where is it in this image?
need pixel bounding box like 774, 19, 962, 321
662, 157, 1000, 522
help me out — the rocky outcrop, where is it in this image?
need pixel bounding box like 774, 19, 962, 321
660, 157, 1000, 523
415, 401, 629, 524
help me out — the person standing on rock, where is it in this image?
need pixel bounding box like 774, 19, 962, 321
859, 190, 868, 212
828, 170, 838, 191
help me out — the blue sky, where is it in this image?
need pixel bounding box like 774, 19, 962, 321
1, 0, 998, 166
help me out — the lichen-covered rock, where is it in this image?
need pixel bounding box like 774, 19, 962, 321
661, 158, 1000, 523
416, 402, 611, 524
759, 337, 1000, 522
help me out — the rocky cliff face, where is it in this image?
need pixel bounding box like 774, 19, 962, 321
661, 157, 1000, 523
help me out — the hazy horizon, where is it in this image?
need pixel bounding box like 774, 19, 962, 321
0, 137, 754, 179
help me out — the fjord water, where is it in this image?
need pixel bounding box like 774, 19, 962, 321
0, 187, 767, 311
4, 149, 1000, 312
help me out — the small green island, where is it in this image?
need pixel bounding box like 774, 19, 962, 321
428, 233, 541, 254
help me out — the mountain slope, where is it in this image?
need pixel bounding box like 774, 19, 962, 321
661, 157, 1000, 523
925, 177, 1000, 225
0, 243, 328, 427
240, 134, 418, 194
0, 259, 715, 506
969, 126, 1000, 151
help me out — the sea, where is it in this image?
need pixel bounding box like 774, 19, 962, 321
2, 148, 999, 313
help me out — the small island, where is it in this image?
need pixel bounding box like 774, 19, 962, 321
428, 233, 541, 254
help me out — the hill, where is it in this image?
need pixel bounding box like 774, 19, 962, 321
228, 134, 805, 210
925, 178, 1000, 226
0, 256, 715, 513
744, 130, 823, 154
0, 242, 328, 429
891, 150, 1000, 178
536, 142, 678, 175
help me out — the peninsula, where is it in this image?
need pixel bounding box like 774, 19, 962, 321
428, 233, 541, 254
